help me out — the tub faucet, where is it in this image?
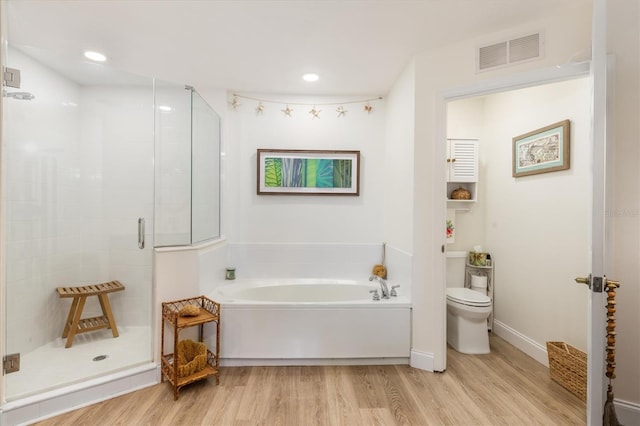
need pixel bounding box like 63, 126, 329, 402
369, 275, 389, 299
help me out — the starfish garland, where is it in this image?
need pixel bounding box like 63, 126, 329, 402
281, 105, 293, 117
309, 106, 322, 119
229, 94, 382, 118
231, 95, 241, 110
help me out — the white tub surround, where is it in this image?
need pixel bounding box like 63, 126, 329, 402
225, 243, 412, 297
209, 279, 411, 365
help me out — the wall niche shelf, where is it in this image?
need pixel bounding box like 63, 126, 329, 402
447, 198, 475, 212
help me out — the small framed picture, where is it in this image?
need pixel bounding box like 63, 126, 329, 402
512, 120, 570, 177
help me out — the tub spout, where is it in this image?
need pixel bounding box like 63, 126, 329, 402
369, 275, 389, 299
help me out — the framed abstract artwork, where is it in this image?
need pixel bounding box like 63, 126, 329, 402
512, 119, 570, 177
257, 149, 360, 195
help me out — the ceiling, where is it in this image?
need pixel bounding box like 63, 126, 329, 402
4, 0, 590, 96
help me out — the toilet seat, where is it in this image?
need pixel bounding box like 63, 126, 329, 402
446, 287, 491, 307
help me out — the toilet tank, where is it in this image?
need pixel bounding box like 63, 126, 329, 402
446, 251, 467, 288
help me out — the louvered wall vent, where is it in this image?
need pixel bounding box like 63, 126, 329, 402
477, 33, 543, 72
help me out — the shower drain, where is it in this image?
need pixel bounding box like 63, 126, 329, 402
92, 355, 108, 361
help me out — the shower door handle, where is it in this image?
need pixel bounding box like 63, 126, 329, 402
138, 218, 145, 249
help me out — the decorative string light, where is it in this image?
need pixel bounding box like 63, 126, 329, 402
230, 93, 382, 118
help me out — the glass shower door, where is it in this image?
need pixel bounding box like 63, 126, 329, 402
2, 45, 155, 400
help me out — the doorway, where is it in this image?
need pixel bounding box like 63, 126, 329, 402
435, 61, 595, 413
445, 76, 591, 366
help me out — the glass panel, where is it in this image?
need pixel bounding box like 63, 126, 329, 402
154, 87, 221, 247
2, 45, 154, 400
154, 84, 192, 246
191, 90, 221, 244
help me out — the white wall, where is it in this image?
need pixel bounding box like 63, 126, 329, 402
226, 93, 386, 244
2, 48, 81, 352
484, 79, 590, 353
371, 59, 417, 292
384, 59, 416, 255
411, 4, 592, 371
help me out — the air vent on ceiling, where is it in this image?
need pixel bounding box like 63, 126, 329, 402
477, 32, 542, 72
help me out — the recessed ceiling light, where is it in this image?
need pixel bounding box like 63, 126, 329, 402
158, 105, 173, 112
84, 51, 107, 62
302, 73, 319, 82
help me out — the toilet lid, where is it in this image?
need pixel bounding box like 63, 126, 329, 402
447, 287, 491, 307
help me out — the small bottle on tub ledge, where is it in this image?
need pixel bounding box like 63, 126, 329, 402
225, 267, 236, 280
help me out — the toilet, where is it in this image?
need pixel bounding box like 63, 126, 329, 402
446, 287, 492, 354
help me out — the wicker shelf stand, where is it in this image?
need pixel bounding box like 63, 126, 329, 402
161, 296, 221, 400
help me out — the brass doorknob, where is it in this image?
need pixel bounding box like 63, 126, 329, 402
575, 276, 590, 286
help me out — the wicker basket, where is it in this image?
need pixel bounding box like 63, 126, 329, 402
176, 339, 207, 378
450, 187, 471, 200
547, 341, 587, 401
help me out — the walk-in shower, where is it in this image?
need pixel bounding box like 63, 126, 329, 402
2, 45, 156, 401
1, 43, 221, 404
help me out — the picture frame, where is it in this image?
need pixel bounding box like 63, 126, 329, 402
512, 119, 570, 177
257, 149, 360, 195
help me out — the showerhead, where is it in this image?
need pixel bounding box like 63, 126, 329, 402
3, 90, 35, 100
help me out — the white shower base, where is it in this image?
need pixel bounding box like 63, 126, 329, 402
5, 326, 152, 401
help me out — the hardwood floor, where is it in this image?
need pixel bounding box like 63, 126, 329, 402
34, 335, 585, 425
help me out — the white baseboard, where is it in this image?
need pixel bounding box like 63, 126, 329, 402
614, 398, 640, 425
409, 349, 434, 372
493, 320, 549, 366
1, 363, 158, 426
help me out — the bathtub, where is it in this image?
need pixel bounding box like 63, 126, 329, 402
208, 279, 411, 365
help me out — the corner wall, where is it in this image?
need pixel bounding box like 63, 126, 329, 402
384, 59, 416, 255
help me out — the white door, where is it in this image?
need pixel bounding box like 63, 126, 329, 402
584, 1, 609, 422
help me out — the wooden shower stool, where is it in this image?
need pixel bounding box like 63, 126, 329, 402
56, 281, 125, 348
